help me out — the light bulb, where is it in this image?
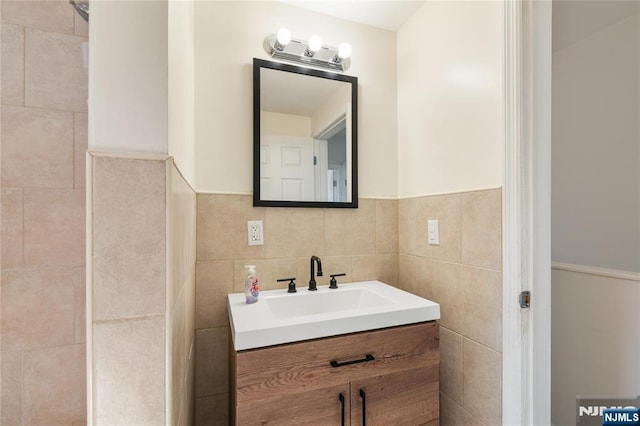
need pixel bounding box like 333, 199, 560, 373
308, 35, 322, 53
276, 28, 291, 47
338, 43, 351, 59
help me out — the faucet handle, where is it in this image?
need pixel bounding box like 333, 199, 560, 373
329, 273, 346, 289
277, 277, 297, 293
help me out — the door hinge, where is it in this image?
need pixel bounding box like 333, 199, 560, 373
519, 290, 531, 308
313, 155, 317, 165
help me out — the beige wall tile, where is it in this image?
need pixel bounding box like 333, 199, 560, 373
324, 198, 376, 256
233, 258, 300, 293
196, 261, 233, 329
23, 344, 86, 425
197, 194, 265, 261
25, 28, 87, 111
376, 199, 398, 254
74, 267, 85, 344
171, 288, 187, 415
195, 327, 228, 397
1, 106, 73, 188
74, 113, 87, 189
461, 189, 502, 270
398, 254, 435, 299
398, 197, 417, 255
171, 164, 196, 306
419, 194, 462, 262
1, 0, 74, 34
351, 254, 399, 285
1, 350, 23, 425
23, 188, 84, 267
461, 266, 502, 351
399, 195, 461, 263
264, 207, 324, 258
1, 23, 24, 106
431, 261, 464, 334
440, 392, 482, 426
74, 9, 88, 37
463, 339, 502, 425
91, 156, 166, 321
93, 316, 166, 425
439, 327, 463, 405
184, 269, 196, 359
194, 394, 229, 426
1, 187, 23, 268
1, 267, 74, 351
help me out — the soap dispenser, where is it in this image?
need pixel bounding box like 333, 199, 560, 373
244, 265, 259, 304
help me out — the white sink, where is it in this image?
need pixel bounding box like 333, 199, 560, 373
227, 280, 440, 350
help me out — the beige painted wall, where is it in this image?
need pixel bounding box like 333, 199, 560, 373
168, 0, 196, 186
397, 1, 503, 198
89, 1, 168, 154
262, 111, 311, 137
193, 1, 398, 197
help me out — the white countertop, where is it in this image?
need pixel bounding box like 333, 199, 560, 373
227, 280, 440, 351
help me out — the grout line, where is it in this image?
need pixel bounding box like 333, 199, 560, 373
20, 349, 25, 426
20, 187, 25, 268
2, 103, 81, 115
92, 313, 165, 326
72, 113, 77, 189
22, 24, 26, 107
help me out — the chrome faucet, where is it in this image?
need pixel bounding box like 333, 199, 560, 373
308, 255, 323, 291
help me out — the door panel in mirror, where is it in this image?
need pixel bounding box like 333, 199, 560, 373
253, 58, 358, 208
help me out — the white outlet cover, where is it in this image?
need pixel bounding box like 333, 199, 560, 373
248, 220, 264, 246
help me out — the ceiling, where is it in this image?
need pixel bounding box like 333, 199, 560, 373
282, 1, 425, 32
261, 67, 347, 116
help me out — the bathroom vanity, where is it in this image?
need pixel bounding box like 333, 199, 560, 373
230, 321, 439, 425
227, 281, 441, 425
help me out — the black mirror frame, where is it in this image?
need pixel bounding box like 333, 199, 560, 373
253, 58, 358, 208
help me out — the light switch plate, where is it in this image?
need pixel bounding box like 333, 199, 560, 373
427, 219, 440, 245
248, 220, 264, 246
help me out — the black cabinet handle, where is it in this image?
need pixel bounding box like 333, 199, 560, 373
338, 393, 345, 426
330, 354, 374, 368
359, 388, 366, 426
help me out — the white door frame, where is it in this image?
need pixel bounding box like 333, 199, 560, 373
503, 1, 552, 424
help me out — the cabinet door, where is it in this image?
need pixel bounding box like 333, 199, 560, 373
235, 383, 349, 426
350, 365, 439, 426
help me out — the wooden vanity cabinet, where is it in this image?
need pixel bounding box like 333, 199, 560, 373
230, 321, 439, 425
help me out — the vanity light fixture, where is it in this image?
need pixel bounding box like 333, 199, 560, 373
305, 35, 322, 57
263, 29, 351, 72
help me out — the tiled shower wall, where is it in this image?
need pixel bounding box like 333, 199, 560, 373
1, 1, 88, 424
87, 154, 196, 425
193, 194, 398, 424
398, 188, 503, 425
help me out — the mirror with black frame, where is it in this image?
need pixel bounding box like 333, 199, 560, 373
253, 58, 358, 208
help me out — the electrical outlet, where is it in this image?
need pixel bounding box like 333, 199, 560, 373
248, 220, 264, 246
428, 219, 440, 245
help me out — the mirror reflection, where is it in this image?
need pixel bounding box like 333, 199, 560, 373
253, 59, 358, 208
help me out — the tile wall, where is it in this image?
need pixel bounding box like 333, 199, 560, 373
193, 194, 398, 424
88, 154, 196, 425
1, 1, 88, 424
398, 188, 503, 425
